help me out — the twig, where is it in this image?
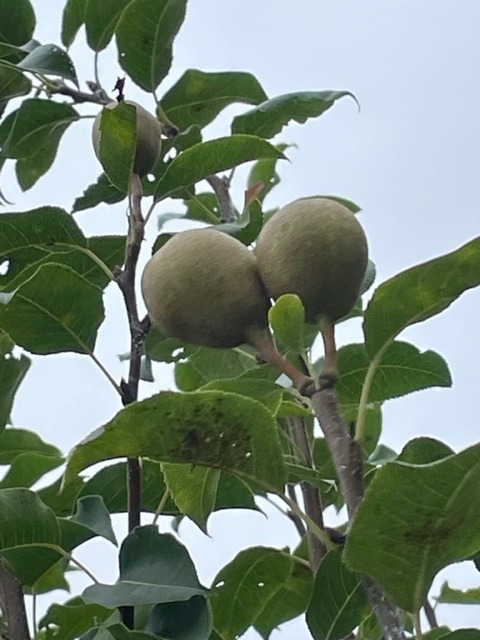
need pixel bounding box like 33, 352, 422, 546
206, 175, 236, 222
0, 560, 30, 640
49, 80, 111, 105
286, 485, 306, 537
423, 598, 438, 629
287, 416, 326, 571
309, 387, 406, 640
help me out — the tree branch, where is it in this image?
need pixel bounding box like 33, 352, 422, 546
309, 387, 406, 640
206, 175, 236, 222
0, 560, 30, 640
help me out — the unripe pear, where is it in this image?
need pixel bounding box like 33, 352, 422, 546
141, 228, 314, 394
255, 197, 369, 384
92, 100, 163, 177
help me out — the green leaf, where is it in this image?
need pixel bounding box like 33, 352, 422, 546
145, 326, 187, 363
85, 0, 130, 52
0, 427, 60, 464
37, 474, 86, 517
200, 378, 282, 415
182, 193, 221, 224
162, 465, 257, 532
39, 597, 115, 640
83, 526, 208, 607
0, 451, 63, 489
364, 237, 480, 359
146, 596, 211, 640
215, 200, 263, 246
436, 581, 480, 605
115, 0, 187, 92
71, 496, 117, 546
64, 390, 286, 492
79, 459, 178, 515
211, 547, 312, 640
336, 341, 452, 406
27, 559, 70, 595
0, 263, 105, 355
80, 623, 163, 640
160, 69, 268, 131
85, 235, 125, 288
154, 135, 285, 200
0, 0, 36, 48
306, 550, 369, 640
161, 124, 202, 156
0, 487, 59, 548
344, 443, 480, 612
188, 346, 258, 382
72, 173, 126, 212
0, 354, 30, 432
269, 294, 305, 353
0, 65, 31, 102
397, 437, 454, 465
17, 43, 78, 86
247, 143, 291, 203
231, 90, 357, 138
61, 0, 88, 47
94, 102, 136, 193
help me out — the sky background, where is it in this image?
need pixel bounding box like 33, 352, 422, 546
5, 0, 480, 636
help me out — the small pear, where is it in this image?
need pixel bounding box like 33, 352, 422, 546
255, 197, 368, 385
141, 228, 314, 394
92, 100, 163, 177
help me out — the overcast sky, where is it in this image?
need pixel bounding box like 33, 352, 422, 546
7, 1, 480, 636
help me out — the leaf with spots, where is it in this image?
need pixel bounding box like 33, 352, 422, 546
64, 390, 286, 492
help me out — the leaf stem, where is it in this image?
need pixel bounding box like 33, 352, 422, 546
356, 344, 388, 446
88, 352, 123, 396
152, 488, 171, 525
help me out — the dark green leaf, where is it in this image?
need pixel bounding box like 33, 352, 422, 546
231, 90, 357, 139
436, 581, 480, 604
146, 596, 211, 640
200, 377, 282, 414
397, 437, 454, 465
182, 193, 221, 224
79, 459, 178, 515
61, 0, 88, 47
188, 346, 257, 382
0, 487, 60, 549
83, 526, 208, 607
85, 0, 130, 52
336, 341, 452, 407
306, 550, 369, 640
161, 124, 202, 156
154, 135, 285, 200
0, 354, 30, 432
27, 559, 70, 595
94, 102, 136, 192
39, 597, 115, 640
360, 259, 376, 295
38, 474, 85, 517
71, 496, 117, 546
0, 451, 63, 488
145, 326, 187, 363
344, 443, 480, 612
72, 173, 125, 212
0, 65, 31, 102
247, 143, 291, 203
364, 237, 480, 359
18, 43, 78, 86
0, 263, 105, 355
0, 427, 59, 464
115, 0, 187, 92
160, 69, 268, 131
268, 294, 305, 353
0, 0, 35, 47
64, 390, 286, 492
211, 547, 312, 640
215, 200, 263, 245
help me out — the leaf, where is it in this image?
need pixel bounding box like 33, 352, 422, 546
364, 237, 480, 359
335, 341, 452, 407
231, 90, 357, 139
85, 0, 130, 52
115, 0, 187, 92
160, 69, 268, 131
0, 65, 31, 102
27, 559, 70, 595
344, 443, 480, 612
39, 597, 115, 640
146, 596, 211, 640
162, 464, 257, 532
0, 451, 63, 489
397, 437, 454, 465
79, 459, 178, 515
154, 135, 286, 200
247, 143, 291, 203
37, 474, 86, 517
200, 378, 283, 415
61, 0, 88, 47
83, 526, 208, 607
72, 173, 126, 212
0, 263, 105, 355
188, 346, 258, 382
215, 200, 263, 245
436, 582, 480, 605
0, 353, 30, 432
0, 0, 36, 48
211, 547, 312, 640
306, 550, 369, 640
94, 102, 136, 193
71, 496, 117, 546
64, 390, 286, 492
0, 427, 60, 464
18, 43, 78, 86
268, 294, 305, 353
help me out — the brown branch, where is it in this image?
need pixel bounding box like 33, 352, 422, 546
309, 388, 406, 640
287, 416, 326, 571
0, 560, 30, 640
48, 80, 111, 105
206, 175, 236, 222
424, 598, 438, 629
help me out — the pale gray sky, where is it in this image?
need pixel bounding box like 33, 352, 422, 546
7, 1, 480, 635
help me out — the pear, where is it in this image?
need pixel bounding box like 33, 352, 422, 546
255, 197, 368, 385
141, 228, 314, 394
92, 100, 163, 177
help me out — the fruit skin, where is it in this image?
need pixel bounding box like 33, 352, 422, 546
92, 100, 163, 177
255, 197, 368, 323
141, 228, 271, 349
